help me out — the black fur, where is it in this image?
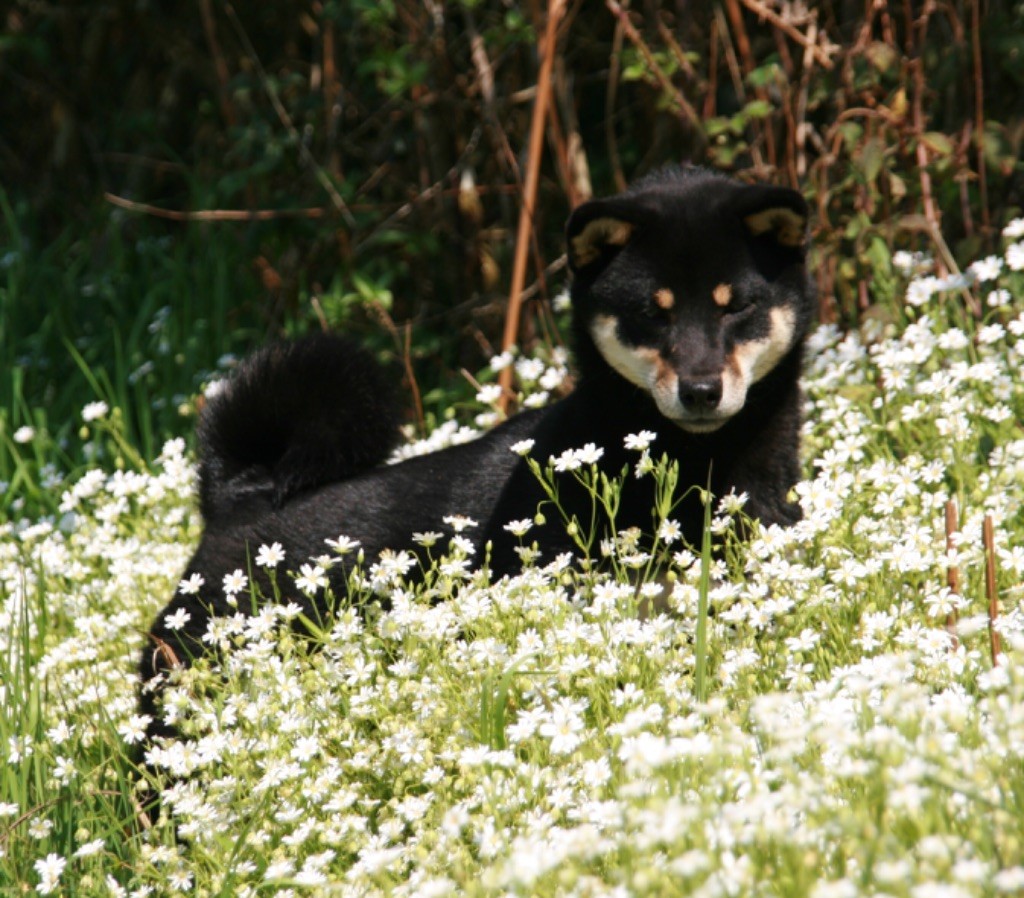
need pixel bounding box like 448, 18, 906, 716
197, 334, 403, 521
139, 166, 815, 753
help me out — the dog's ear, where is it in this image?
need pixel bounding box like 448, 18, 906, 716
566, 197, 653, 274
733, 185, 809, 252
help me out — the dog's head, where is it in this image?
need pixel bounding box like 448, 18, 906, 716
566, 168, 815, 433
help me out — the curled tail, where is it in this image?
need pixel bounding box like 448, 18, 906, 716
197, 333, 403, 524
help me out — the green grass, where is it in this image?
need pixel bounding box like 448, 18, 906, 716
2, 226, 1024, 894
0, 193, 270, 516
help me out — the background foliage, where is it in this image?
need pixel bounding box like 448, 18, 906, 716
1, 0, 1023, 499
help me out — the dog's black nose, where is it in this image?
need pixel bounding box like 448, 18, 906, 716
678, 377, 722, 411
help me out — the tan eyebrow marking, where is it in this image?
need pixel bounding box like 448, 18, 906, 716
654, 288, 675, 310
713, 283, 733, 308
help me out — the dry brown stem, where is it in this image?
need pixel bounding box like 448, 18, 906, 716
944, 499, 960, 649
497, 0, 568, 412
983, 515, 1002, 665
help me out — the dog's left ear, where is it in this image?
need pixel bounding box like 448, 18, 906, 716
565, 197, 654, 274
733, 185, 809, 251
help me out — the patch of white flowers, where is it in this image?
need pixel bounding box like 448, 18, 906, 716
2, 226, 1024, 894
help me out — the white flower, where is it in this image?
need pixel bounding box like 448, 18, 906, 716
13, 425, 36, 444
295, 563, 328, 596
28, 817, 51, 840
1007, 242, 1024, 271
33, 853, 66, 895
539, 366, 567, 391
551, 448, 582, 472
503, 519, 534, 537
539, 698, 587, 755
164, 607, 192, 631
634, 451, 655, 477
657, 518, 682, 544
906, 275, 943, 306
987, 288, 1012, 308
443, 514, 478, 532
977, 323, 1006, 345
117, 714, 151, 744
222, 569, 248, 595
969, 255, 1002, 281
204, 378, 227, 399
291, 735, 321, 762
255, 542, 285, 568
325, 534, 360, 554
264, 860, 296, 881
575, 442, 604, 465
718, 491, 749, 514
893, 250, 932, 276
515, 357, 545, 381
81, 400, 109, 422
490, 350, 515, 372
73, 839, 105, 858
1002, 217, 1024, 239
624, 430, 657, 451
994, 867, 1024, 892
176, 573, 204, 595
510, 439, 535, 456
168, 870, 193, 891
475, 383, 503, 405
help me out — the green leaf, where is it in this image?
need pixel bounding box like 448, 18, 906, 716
920, 132, 954, 157
741, 99, 774, 120
858, 137, 886, 184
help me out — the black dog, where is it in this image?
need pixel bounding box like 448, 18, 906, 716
139, 167, 814, 744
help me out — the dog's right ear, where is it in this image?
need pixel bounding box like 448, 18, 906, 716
566, 198, 651, 275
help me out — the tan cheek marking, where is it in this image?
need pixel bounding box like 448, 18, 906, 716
719, 359, 745, 412
653, 355, 675, 388
726, 306, 798, 386
654, 288, 675, 311
591, 315, 660, 388
713, 283, 732, 308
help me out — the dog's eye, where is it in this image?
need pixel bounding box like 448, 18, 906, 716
722, 296, 755, 318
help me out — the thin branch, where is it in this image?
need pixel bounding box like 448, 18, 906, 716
104, 193, 330, 221
497, 0, 568, 412
944, 499, 960, 650
722, 0, 776, 168
198, 0, 237, 126
605, 13, 627, 193
467, 11, 522, 184
970, 0, 990, 232
222, 2, 356, 228
351, 130, 483, 255
983, 515, 1002, 665
605, 0, 703, 132
736, 0, 834, 69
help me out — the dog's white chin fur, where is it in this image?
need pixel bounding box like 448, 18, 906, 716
670, 415, 732, 434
